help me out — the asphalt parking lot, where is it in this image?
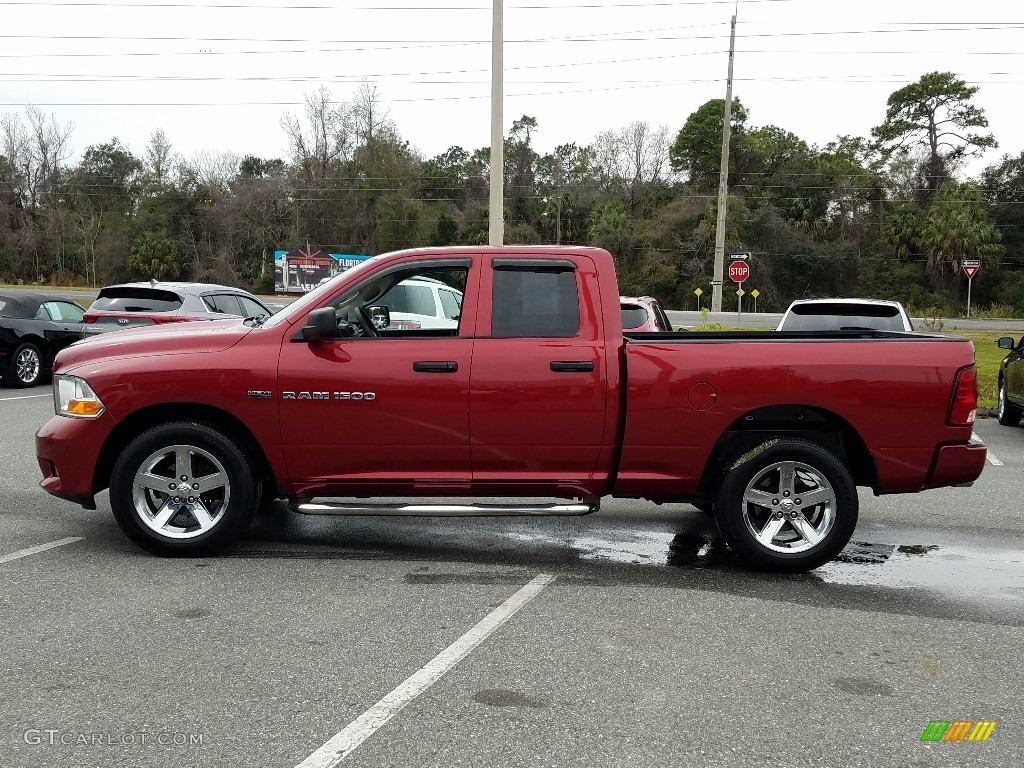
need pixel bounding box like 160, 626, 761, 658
1, 386, 1022, 768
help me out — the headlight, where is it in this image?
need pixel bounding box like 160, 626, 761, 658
54, 375, 106, 419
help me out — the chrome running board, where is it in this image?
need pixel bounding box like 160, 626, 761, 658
292, 499, 600, 516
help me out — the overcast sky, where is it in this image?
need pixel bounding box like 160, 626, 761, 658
3, 0, 1024, 174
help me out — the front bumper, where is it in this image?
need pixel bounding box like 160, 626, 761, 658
36, 411, 117, 509
925, 434, 988, 489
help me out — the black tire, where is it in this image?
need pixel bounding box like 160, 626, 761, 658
713, 437, 858, 572
109, 421, 260, 556
997, 378, 1022, 427
5, 342, 43, 387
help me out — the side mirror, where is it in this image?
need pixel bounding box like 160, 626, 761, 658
367, 305, 390, 330
301, 307, 341, 342
997, 336, 1015, 350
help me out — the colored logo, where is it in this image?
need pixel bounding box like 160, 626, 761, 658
920, 721, 997, 742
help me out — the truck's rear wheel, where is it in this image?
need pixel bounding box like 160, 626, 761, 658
714, 437, 857, 572
110, 422, 259, 556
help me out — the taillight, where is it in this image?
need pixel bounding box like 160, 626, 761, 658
390, 319, 421, 330
947, 365, 978, 426
82, 315, 96, 324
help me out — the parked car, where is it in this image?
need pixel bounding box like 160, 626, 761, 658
81, 282, 273, 336
0, 292, 86, 387
996, 335, 1024, 426
620, 296, 675, 332
776, 298, 914, 332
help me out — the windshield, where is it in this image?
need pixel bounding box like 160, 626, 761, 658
261, 255, 383, 328
779, 303, 907, 332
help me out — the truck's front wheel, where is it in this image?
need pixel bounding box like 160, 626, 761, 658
110, 422, 259, 556
714, 438, 857, 572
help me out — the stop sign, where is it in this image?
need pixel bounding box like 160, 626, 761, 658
729, 260, 750, 283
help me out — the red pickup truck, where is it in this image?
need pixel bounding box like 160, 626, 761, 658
36, 246, 987, 571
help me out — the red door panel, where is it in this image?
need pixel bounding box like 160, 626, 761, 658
468, 255, 611, 496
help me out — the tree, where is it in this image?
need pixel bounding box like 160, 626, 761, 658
872, 72, 996, 204
505, 115, 540, 226
918, 181, 1002, 292
69, 138, 143, 284
588, 201, 635, 260
280, 87, 354, 245
2, 106, 74, 214
980, 152, 1024, 272
669, 98, 748, 188
143, 129, 175, 190
238, 155, 285, 180
537, 142, 594, 244
419, 146, 470, 204
128, 232, 181, 280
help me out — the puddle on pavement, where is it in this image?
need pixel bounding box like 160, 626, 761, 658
506, 529, 1024, 603
816, 542, 1024, 602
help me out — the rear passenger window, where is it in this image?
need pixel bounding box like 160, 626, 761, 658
492, 266, 579, 338
239, 296, 270, 318
203, 294, 243, 316
438, 289, 461, 320
653, 302, 673, 331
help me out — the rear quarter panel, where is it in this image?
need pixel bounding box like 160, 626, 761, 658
615, 334, 976, 496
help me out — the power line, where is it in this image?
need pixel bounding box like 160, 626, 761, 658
2, 23, 1023, 44
5, 72, 1024, 84
0, 0, 802, 8
6, 72, 1023, 108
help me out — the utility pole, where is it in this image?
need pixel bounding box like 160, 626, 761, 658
489, 0, 504, 246
711, 7, 738, 312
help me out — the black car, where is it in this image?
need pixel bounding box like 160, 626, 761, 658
82, 282, 273, 336
0, 292, 87, 387
996, 335, 1024, 426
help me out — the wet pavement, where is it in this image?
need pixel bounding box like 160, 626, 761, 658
3, 392, 1023, 767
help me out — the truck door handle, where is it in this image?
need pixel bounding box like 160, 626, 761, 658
413, 361, 459, 373
550, 361, 594, 372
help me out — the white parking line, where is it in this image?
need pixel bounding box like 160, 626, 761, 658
0, 394, 50, 402
296, 573, 556, 768
973, 433, 1003, 466
0, 537, 84, 564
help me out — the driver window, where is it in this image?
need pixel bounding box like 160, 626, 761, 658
331, 265, 469, 338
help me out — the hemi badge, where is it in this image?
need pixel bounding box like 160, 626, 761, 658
247, 390, 273, 399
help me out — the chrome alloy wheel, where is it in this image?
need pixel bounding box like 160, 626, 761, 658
998, 382, 1007, 420
740, 460, 836, 554
16, 346, 40, 384
131, 444, 231, 539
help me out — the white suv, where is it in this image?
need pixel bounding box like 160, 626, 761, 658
376, 276, 463, 330
776, 298, 914, 332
